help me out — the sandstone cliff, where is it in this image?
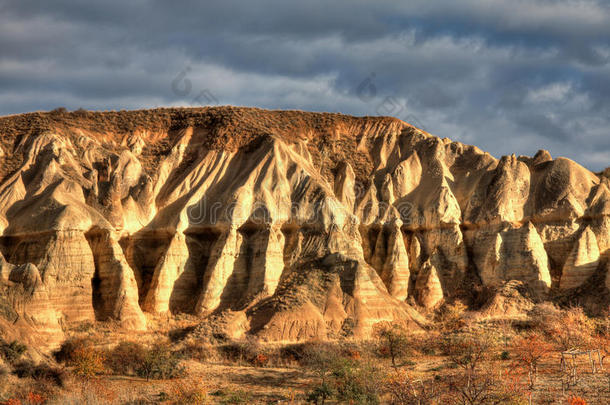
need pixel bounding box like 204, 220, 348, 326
0, 107, 608, 348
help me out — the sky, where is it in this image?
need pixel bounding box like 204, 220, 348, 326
1, 1, 609, 170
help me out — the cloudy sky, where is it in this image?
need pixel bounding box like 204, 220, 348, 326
1, 1, 609, 170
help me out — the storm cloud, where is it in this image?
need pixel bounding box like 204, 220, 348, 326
1, 0, 609, 169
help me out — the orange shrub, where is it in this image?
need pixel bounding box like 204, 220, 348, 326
26, 393, 45, 405
170, 379, 209, 404
566, 395, 587, 405
510, 333, 553, 389
70, 346, 106, 377
252, 353, 269, 367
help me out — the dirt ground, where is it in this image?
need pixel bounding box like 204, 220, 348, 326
42, 361, 314, 404
35, 354, 608, 404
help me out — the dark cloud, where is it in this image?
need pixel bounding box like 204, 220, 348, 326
0, 0, 608, 170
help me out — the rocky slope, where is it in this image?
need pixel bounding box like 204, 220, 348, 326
0, 107, 608, 349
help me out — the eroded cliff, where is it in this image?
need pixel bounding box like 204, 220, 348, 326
0, 107, 608, 349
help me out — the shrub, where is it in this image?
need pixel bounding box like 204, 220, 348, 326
277, 342, 320, 364
54, 337, 105, 377
0, 339, 27, 364
169, 379, 209, 404
73, 108, 90, 117
301, 342, 344, 376
217, 338, 274, 366
71, 321, 94, 333
218, 339, 260, 364
12, 360, 68, 387
530, 305, 595, 351
409, 333, 441, 356
435, 302, 468, 332
25, 392, 46, 405
179, 340, 216, 363
304, 343, 381, 405
104, 341, 147, 375
329, 360, 381, 404
252, 353, 268, 367
442, 365, 527, 405
0, 362, 8, 377
566, 396, 587, 405
211, 388, 252, 404
385, 371, 441, 405
50, 107, 67, 114
307, 381, 336, 405
441, 333, 493, 374
343, 347, 362, 360
70, 346, 106, 378
136, 343, 185, 380
54, 338, 91, 364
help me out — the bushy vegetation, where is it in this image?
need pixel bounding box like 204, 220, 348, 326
297, 341, 382, 404
103, 341, 147, 376
53, 338, 185, 381
12, 361, 68, 387
374, 322, 410, 368
54, 337, 106, 378
0, 339, 27, 364
2, 303, 610, 403
135, 343, 185, 380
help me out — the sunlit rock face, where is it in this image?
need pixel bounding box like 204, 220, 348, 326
0, 107, 607, 348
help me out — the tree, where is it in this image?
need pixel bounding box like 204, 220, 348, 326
531, 305, 594, 351
440, 333, 525, 405
385, 371, 441, 405
442, 365, 525, 405
511, 333, 553, 404
441, 333, 492, 376
374, 322, 410, 369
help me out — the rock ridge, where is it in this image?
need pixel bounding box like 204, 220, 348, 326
0, 107, 607, 348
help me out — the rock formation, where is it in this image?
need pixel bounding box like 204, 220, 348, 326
0, 107, 608, 348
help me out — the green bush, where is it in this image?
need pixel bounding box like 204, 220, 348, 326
303, 342, 381, 405
306, 381, 336, 404
211, 388, 253, 404
374, 323, 410, 368
331, 360, 381, 405
136, 343, 185, 380
0, 339, 27, 363
12, 360, 68, 387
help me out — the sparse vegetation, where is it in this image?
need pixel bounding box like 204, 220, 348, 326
374, 322, 410, 368
135, 342, 185, 381
0, 339, 27, 364
12, 361, 68, 387
1, 305, 610, 403
104, 341, 147, 376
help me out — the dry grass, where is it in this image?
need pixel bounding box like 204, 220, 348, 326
2, 304, 610, 403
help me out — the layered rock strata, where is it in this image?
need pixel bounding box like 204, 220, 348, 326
0, 107, 607, 347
